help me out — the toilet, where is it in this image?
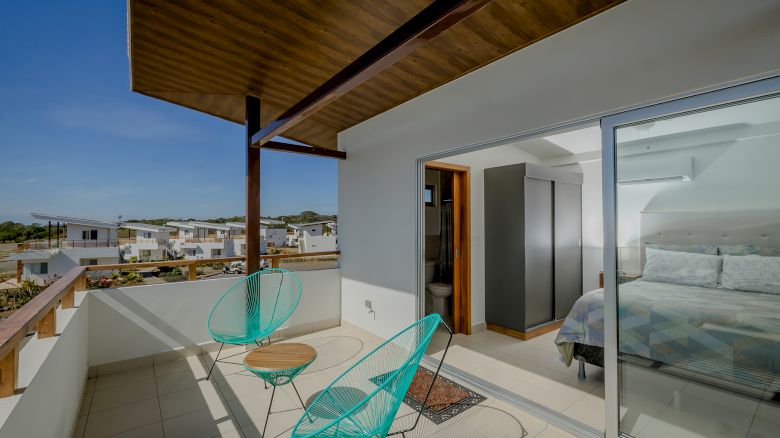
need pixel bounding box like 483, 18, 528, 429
424, 261, 453, 317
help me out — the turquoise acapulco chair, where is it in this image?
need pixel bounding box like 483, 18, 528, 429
291, 313, 453, 438
206, 268, 302, 380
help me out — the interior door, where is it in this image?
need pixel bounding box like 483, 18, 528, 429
554, 182, 582, 319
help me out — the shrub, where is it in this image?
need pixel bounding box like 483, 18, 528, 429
125, 272, 142, 284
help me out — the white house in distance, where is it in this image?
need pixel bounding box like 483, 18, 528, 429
290, 221, 338, 253
226, 220, 287, 253
261, 219, 288, 249
166, 221, 234, 259
119, 222, 176, 262
11, 213, 121, 282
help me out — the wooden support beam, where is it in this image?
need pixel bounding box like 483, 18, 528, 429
246, 96, 262, 274
261, 141, 346, 160
271, 258, 280, 269
250, 0, 493, 146
15, 260, 22, 283
187, 264, 198, 282
37, 307, 56, 339
0, 347, 18, 397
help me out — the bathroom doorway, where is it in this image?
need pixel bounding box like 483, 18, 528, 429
424, 161, 471, 334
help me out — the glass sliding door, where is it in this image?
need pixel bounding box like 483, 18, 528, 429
602, 76, 780, 438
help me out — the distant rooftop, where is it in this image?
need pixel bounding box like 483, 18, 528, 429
165, 221, 194, 230
30, 213, 119, 229
187, 221, 231, 231
289, 221, 335, 228
121, 222, 176, 233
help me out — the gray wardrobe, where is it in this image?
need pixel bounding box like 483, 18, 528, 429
484, 163, 583, 333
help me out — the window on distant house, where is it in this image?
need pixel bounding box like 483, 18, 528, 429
83, 229, 98, 240
81, 259, 98, 266
144, 232, 152, 238
211, 249, 222, 257
30, 262, 49, 275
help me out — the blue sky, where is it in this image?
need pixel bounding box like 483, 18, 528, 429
0, 1, 337, 224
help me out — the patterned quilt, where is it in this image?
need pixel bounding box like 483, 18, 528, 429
555, 280, 780, 392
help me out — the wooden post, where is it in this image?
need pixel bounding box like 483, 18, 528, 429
37, 307, 56, 338
0, 347, 18, 397
271, 258, 280, 269
75, 272, 87, 292
188, 263, 198, 281
15, 260, 22, 283
246, 95, 262, 275
61, 286, 75, 309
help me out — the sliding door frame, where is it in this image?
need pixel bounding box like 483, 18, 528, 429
410, 69, 780, 437
600, 74, 780, 438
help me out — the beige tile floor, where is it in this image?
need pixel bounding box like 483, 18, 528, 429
73, 325, 574, 438
426, 327, 780, 438
427, 328, 605, 431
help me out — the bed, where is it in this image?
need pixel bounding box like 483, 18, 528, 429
554, 210, 780, 398
556, 280, 780, 395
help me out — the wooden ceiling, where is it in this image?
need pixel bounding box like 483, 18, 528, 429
128, 0, 624, 150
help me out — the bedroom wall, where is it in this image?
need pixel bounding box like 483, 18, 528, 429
617, 129, 780, 273
338, 0, 780, 339
434, 145, 543, 329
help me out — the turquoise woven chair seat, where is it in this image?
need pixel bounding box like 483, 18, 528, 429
291, 314, 447, 438
206, 268, 302, 380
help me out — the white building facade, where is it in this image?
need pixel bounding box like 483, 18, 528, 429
11, 214, 121, 282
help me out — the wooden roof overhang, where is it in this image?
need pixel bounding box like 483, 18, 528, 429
128, 0, 624, 153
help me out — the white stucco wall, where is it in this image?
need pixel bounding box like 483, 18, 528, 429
19, 247, 120, 282
338, 0, 780, 339
0, 293, 89, 438
66, 224, 117, 242
261, 228, 287, 247
88, 269, 342, 365
437, 145, 543, 328
300, 235, 338, 253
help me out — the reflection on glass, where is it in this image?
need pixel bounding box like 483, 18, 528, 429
615, 95, 780, 437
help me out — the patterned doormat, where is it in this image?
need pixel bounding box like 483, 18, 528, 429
370, 366, 486, 424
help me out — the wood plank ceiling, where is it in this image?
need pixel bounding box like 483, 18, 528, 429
129, 0, 624, 150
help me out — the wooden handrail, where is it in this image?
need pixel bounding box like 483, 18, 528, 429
83, 251, 340, 271
0, 250, 339, 397
0, 266, 87, 396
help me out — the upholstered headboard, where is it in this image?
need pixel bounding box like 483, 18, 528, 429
638, 209, 780, 268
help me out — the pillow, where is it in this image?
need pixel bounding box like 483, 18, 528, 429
721, 255, 780, 295
760, 247, 780, 257
646, 243, 718, 255
718, 244, 760, 256
718, 245, 780, 257
643, 248, 722, 288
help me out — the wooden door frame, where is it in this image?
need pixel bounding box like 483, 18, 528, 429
425, 161, 471, 335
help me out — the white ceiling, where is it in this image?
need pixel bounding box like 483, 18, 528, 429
543, 126, 602, 155
616, 95, 780, 143
510, 124, 602, 161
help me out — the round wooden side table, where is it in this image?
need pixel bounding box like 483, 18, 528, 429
244, 343, 317, 437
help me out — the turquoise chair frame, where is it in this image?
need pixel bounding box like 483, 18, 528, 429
291, 314, 453, 438
206, 268, 302, 380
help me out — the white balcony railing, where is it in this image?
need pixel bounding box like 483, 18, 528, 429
0, 252, 341, 436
